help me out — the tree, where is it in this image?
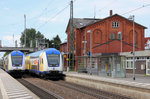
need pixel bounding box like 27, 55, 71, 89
20, 28, 61, 50
45, 35, 61, 50
3, 52, 11, 57
20, 28, 44, 48
53, 35, 61, 50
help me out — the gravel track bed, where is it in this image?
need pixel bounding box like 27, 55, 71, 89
24, 78, 98, 99
53, 80, 133, 99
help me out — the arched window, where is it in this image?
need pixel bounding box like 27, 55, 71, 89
112, 21, 119, 28
93, 29, 102, 44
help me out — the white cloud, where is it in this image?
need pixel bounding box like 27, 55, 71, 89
74, 0, 150, 18
3, 7, 10, 11
2, 35, 21, 47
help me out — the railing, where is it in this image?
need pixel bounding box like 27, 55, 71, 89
0, 47, 37, 52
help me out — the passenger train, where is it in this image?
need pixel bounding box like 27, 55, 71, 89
3, 50, 25, 77
25, 48, 63, 78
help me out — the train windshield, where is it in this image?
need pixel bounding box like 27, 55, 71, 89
47, 54, 59, 67
12, 56, 23, 66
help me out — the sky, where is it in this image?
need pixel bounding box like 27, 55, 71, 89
0, 0, 150, 58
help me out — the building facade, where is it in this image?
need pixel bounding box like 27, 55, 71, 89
62, 11, 147, 74
145, 37, 150, 50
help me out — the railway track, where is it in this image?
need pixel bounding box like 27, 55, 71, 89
17, 79, 64, 99
18, 76, 134, 99
50, 80, 134, 99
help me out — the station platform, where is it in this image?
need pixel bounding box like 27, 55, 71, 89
64, 72, 150, 99
0, 69, 40, 99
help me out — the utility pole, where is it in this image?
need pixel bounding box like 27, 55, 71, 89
132, 15, 135, 80
68, 0, 74, 70
13, 34, 14, 47
24, 14, 26, 47
129, 15, 135, 80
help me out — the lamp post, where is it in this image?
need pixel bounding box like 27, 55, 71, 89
118, 32, 122, 54
87, 30, 92, 75
129, 15, 135, 80
82, 41, 87, 67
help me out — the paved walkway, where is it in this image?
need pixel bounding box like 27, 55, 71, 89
65, 72, 150, 84
0, 69, 40, 99
116, 73, 150, 83
64, 72, 150, 99
0, 90, 2, 99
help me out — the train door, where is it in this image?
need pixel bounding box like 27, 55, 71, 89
38, 60, 39, 71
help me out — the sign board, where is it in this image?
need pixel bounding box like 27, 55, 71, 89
87, 51, 90, 56
66, 58, 69, 61
64, 55, 67, 58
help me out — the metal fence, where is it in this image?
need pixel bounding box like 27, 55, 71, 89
77, 54, 126, 78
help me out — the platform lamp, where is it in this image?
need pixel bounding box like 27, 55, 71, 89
129, 15, 135, 80
82, 41, 87, 68
87, 30, 92, 75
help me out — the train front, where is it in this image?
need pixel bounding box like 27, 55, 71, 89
9, 51, 25, 77
45, 48, 63, 77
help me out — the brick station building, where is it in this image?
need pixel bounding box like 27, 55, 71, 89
60, 11, 150, 75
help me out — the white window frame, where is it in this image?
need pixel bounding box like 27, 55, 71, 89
112, 21, 119, 28
126, 60, 133, 69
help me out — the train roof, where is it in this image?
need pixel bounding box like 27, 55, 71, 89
27, 48, 60, 57
11, 50, 24, 56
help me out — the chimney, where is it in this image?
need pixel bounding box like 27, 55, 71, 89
110, 10, 113, 16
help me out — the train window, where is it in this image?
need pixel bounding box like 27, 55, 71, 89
47, 54, 59, 66
11, 56, 22, 66
42, 58, 43, 64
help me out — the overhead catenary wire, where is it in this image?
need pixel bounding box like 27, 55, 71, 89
99, 0, 118, 12
36, 0, 77, 30
122, 3, 150, 15
36, 3, 70, 30
30, 0, 54, 20
30, 0, 55, 27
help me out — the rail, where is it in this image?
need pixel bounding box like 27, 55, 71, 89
18, 78, 64, 99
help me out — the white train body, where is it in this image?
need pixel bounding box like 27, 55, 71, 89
25, 48, 63, 77
3, 51, 25, 77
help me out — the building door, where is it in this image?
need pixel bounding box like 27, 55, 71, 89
146, 60, 150, 75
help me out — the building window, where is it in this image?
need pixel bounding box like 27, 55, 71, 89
126, 61, 130, 69
126, 61, 133, 69
112, 21, 119, 28
117, 33, 122, 39
109, 33, 115, 39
